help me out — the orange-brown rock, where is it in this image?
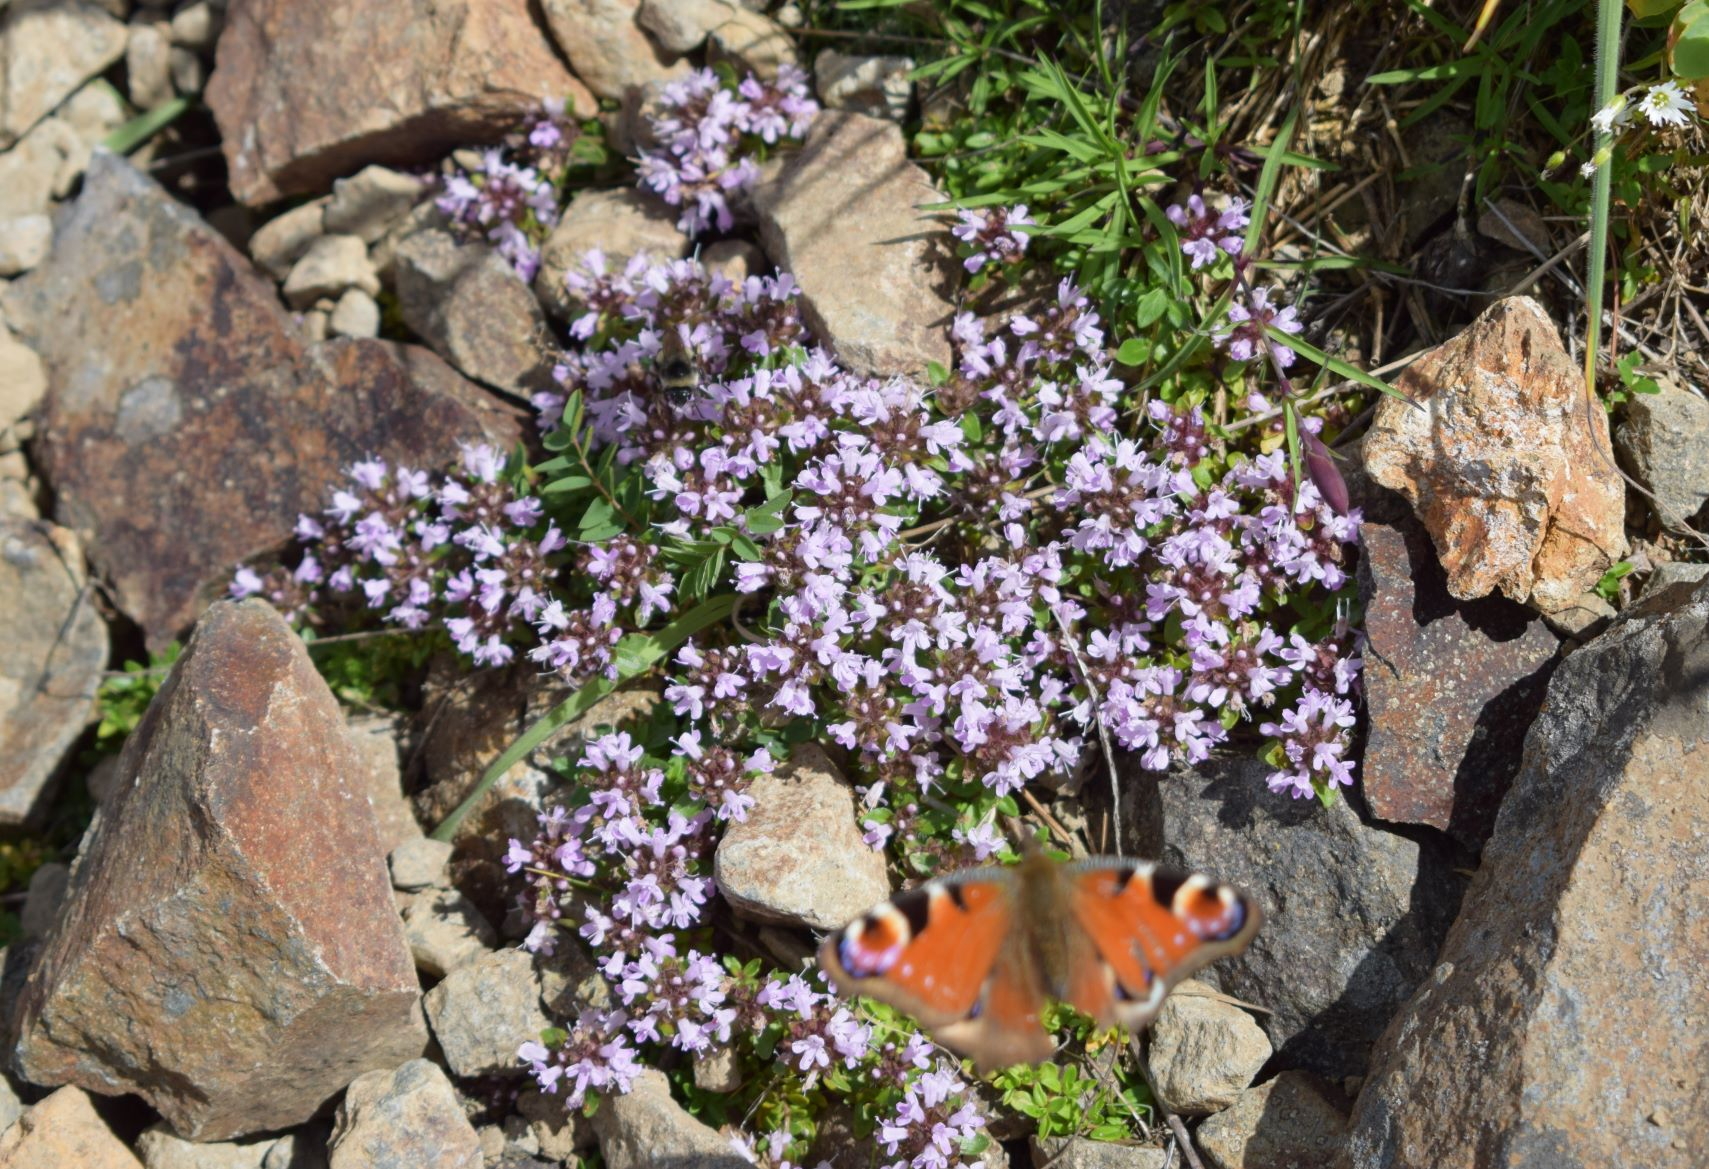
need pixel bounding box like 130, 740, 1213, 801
206, 0, 594, 205
5, 153, 521, 650
10, 600, 428, 1141
1363, 297, 1626, 614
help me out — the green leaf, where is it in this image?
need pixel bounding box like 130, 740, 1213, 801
1114, 337, 1149, 366
541, 474, 593, 494
102, 96, 191, 154
1245, 107, 1298, 257
1274, 327, 1410, 402
1133, 287, 1170, 329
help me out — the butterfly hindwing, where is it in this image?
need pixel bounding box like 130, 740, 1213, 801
817, 870, 1014, 1028
1064, 858, 1262, 1031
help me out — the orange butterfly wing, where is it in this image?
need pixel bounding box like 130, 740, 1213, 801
1064, 859, 1261, 1031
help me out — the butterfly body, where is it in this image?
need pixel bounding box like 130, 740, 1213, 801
819, 852, 1260, 1073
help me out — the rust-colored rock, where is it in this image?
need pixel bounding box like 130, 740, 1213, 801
1357, 516, 1559, 848
1363, 297, 1626, 614
206, 0, 594, 205
10, 600, 428, 1141
4, 153, 521, 650
1342, 578, 1709, 1169
753, 111, 959, 377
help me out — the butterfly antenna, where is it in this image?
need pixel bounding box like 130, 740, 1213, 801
1049, 603, 1123, 857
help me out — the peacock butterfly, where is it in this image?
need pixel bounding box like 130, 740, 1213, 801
818, 849, 1261, 1073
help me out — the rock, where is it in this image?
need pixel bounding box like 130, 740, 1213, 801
637, 0, 794, 70
700, 239, 762, 283
0, 1085, 143, 1168
0, 211, 52, 276
168, 45, 205, 96
753, 112, 957, 377
422, 947, 552, 1077
282, 234, 380, 309
169, 1, 220, 51
262, 1126, 330, 1169
393, 228, 550, 396
1357, 515, 1559, 848
0, 1074, 20, 1135
1364, 297, 1626, 614
0, 81, 128, 219
1614, 380, 1709, 528
1121, 758, 1463, 1081
1342, 578, 1709, 1169
19, 862, 70, 938
1197, 1072, 1349, 1169
1644, 560, 1709, 596
692, 1046, 742, 1093
346, 713, 421, 853
249, 198, 328, 280
7, 154, 522, 648
539, 0, 688, 102
0, 520, 107, 826
0, 323, 48, 424
591, 1069, 747, 1169
328, 1060, 481, 1169
206, 0, 593, 205
10, 601, 429, 1140
390, 837, 454, 891
713, 742, 889, 930
327, 289, 380, 339
136, 1126, 274, 1169
1538, 589, 1617, 639
0, 1, 129, 150
323, 166, 427, 244
401, 887, 497, 978
1027, 1138, 1168, 1169
1147, 981, 1272, 1115
533, 188, 688, 320
814, 50, 913, 121
126, 21, 175, 109
516, 1088, 594, 1161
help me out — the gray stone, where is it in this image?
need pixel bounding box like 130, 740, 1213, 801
422, 947, 552, 1077
249, 199, 328, 281
539, 0, 688, 102
394, 228, 549, 396
168, 46, 204, 97
168, 1, 218, 50
0, 1073, 20, 1137
1147, 981, 1272, 1115
1643, 560, 1709, 595
0, 1084, 142, 1168
1343, 578, 1709, 1169
1197, 1072, 1348, 1169
324, 166, 426, 244
713, 742, 889, 930
700, 239, 762, 283
1615, 380, 1709, 529
328, 1060, 481, 1169
19, 862, 68, 938
592, 1069, 748, 1169
389, 837, 453, 891
346, 713, 421, 853
753, 112, 958, 376
282, 234, 380, 309
814, 49, 913, 120
10, 601, 429, 1141
401, 887, 497, 978
0, 1, 128, 149
1120, 757, 1463, 1081
0, 520, 107, 826
136, 1126, 273, 1169
0, 322, 47, 424
1028, 1138, 1169, 1169
0, 82, 127, 219
126, 21, 174, 109
327, 288, 380, 339
0, 212, 51, 276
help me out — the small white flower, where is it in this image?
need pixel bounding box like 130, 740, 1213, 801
1580, 160, 1600, 178
1639, 81, 1694, 127
1590, 95, 1632, 134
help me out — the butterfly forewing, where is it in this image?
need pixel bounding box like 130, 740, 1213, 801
1065, 859, 1262, 1030
818, 870, 1015, 1027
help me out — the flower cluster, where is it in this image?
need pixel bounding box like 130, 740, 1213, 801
435, 98, 583, 279
951, 204, 1034, 273
230, 444, 562, 666
638, 65, 819, 235
505, 732, 992, 1167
